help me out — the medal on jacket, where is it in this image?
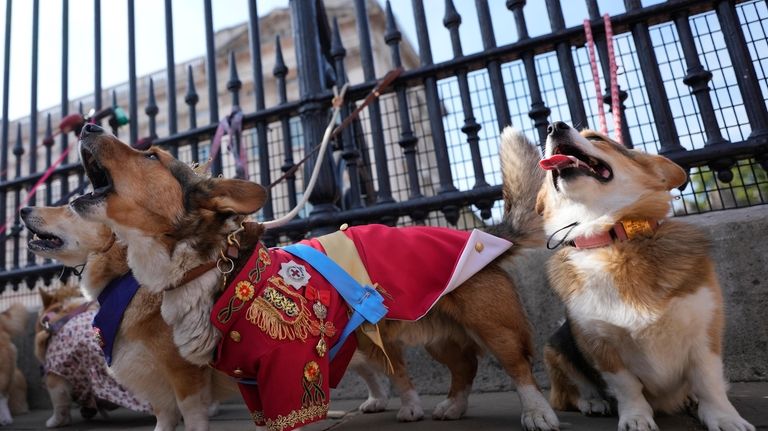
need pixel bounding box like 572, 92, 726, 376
307, 286, 335, 357
279, 261, 311, 290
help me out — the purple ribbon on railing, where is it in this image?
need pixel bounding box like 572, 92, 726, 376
209, 109, 248, 179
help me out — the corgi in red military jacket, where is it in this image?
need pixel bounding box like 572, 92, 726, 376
210, 224, 512, 431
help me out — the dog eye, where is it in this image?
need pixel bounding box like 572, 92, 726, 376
145, 153, 159, 160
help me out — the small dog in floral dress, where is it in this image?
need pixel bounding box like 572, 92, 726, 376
35, 287, 151, 428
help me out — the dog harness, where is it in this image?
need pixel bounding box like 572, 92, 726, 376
209, 224, 512, 431
92, 272, 141, 365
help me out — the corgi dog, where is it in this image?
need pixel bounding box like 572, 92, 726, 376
68, 123, 559, 431
21, 204, 237, 431
33, 285, 150, 427
21, 206, 419, 430
530, 121, 754, 431
0, 303, 28, 426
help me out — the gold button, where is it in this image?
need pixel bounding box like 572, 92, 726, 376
233, 368, 243, 376
474, 242, 484, 252
339, 223, 349, 231
230, 331, 241, 342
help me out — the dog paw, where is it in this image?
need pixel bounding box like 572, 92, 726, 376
521, 407, 560, 431
208, 401, 221, 417
618, 413, 658, 431
45, 414, 71, 428
0, 417, 12, 427
578, 397, 612, 416
396, 404, 424, 422
683, 395, 699, 415
432, 396, 468, 420
359, 396, 388, 413
703, 414, 755, 431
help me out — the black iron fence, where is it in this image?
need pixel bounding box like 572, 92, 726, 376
0, 0, 766, 302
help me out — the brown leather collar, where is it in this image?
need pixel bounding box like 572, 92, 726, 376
164, 221, 264, 292
166, 261, 219, 291
164, 244, 238, 292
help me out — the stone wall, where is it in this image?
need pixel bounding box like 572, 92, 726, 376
331, 206, 768, 399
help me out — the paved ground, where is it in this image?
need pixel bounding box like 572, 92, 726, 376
5, 383, 767, 430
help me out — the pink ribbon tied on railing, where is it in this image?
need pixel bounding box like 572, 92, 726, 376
207, 108, 248, 179
583, 13, 623, 146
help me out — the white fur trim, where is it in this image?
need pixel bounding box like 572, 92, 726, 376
411, 230, 512, 320
444, 229, 512, 293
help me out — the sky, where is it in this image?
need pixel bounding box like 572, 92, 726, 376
0, 0, 657, 121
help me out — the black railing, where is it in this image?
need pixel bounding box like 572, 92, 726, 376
0, 0, 766, 296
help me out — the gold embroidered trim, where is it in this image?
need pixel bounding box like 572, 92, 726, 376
253, 403, 328, 431
218, 247, 270, 324
301, 361, 325, 407
216, 295, 246, 324
246, 276, 312, 341
248, 246, 272, 283
263, 287, 301, 316
252, 410, 265, 424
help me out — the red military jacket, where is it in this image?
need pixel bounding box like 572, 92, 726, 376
210, 224, 511, 431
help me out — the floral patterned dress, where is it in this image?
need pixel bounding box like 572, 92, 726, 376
43, 309, 151, 413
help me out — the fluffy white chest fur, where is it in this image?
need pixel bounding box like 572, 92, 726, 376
119, 228, 223, 366
566, 250, 717, 394
567, 252, 659, 331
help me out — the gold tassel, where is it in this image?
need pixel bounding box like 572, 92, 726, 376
246, 297, 312, 342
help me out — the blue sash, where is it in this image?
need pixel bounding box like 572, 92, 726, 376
282, 244, 388, 360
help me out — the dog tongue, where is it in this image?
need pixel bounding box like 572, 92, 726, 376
539, 154, 578, 171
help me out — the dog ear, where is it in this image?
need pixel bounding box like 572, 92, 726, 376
652, 155, 687, 190
197, 178, 268, 215
39, 289, 54, 309
535, 186, 547, 215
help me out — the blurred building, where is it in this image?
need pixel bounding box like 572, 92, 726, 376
2, 0, 486, 308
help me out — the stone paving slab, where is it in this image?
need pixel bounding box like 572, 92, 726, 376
5, 383, 766, 430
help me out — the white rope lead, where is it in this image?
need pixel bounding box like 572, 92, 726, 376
262, 84, 349, 230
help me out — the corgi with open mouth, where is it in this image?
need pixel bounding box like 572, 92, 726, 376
534, 121, 753, 431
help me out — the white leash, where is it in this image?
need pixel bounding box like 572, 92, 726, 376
262, 84, 348, 230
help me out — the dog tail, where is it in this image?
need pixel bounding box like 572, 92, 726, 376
489, 127, 544, 250
0, 303, 29, 337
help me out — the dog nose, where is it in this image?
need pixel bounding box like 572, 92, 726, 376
547, 121, 570, 136
80, 123, 104, 138
19, 207, 31, 218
